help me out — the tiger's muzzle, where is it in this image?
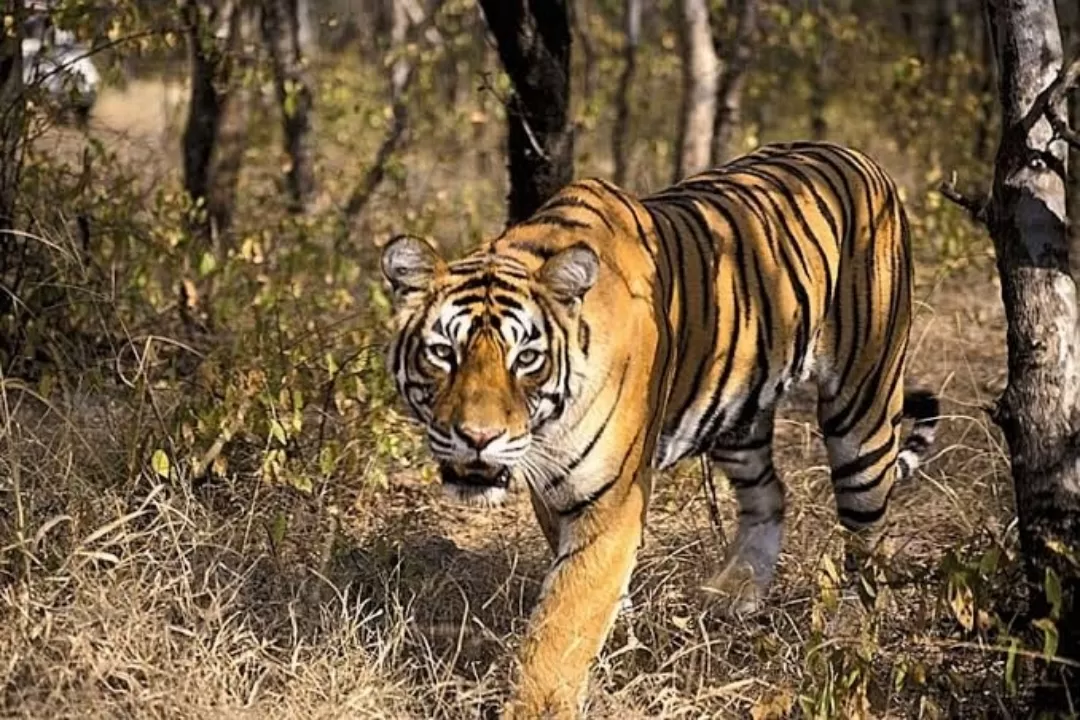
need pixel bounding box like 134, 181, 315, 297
439, 461, 512, 490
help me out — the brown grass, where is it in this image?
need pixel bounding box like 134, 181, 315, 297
0, 77, 1032, 720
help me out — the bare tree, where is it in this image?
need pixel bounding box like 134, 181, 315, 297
262, 0, 317, 213
612, 0, 641, 186
181, 0, 242, 243
710, 0, 758, 165
673, 0, 718, 181
340, 0, 445, 230
941, 0, 1080, 704
478, 0, 574, 225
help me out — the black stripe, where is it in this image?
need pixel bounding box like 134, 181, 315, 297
535, 195, 616, 233
831, 436, 896, 483
519, 216, 592, 232
838, 504, 887, 526
552, 357, 631, 481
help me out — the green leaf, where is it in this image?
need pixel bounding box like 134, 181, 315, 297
1004, 638, 1019, 695
1045, 567, 1063, 620
198, 251, 217, 276
270, 419, 287, 446
1033, 617, 1059, 659
151, 449, 170, 479
268, 511, 288, 551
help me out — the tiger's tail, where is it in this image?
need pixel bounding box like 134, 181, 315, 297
897, 389, 940, 481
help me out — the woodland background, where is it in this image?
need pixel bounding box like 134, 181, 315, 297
1, 0, 1079, 717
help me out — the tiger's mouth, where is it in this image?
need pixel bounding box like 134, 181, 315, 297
439, 462, 511, 490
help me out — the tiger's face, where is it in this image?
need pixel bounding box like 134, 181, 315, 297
381, 236, 599, 506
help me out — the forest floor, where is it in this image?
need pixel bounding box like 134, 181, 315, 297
0, 81, 1042, 719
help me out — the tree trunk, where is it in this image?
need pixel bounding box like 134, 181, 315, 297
0, 0, 23, 243
478, 0, 574, 225
673, 0, 718, 181
262, 0, 317, 213
1062, 0, 1080, 282
570, 0, 598, 104
972, 2, 997, 163
181, 0, 241, 243
710, 0, 758, 165
808, 0, 829, 141
206, 6, 257, 243
612, 0, 641, 187
985, 0, 1080, 703
0, 0, 24, 325
931, 0, 958, 67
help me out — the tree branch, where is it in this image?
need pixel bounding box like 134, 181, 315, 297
939, 172, 990, 225
1048, 54, 1080, 150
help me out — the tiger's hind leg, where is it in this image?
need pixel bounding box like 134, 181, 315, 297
816, 372, 906, 579
701, 409, 784, 616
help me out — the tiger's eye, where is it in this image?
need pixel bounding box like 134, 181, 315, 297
515, 349, 541, 368
428, 343, 454, 361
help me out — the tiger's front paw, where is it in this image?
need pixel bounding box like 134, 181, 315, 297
700, 555, 766, 617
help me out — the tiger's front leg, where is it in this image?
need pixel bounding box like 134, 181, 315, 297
505, 472, 650, 719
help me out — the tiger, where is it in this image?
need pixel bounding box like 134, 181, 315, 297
380, 140, 940, 718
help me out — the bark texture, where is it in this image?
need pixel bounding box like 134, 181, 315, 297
611, 0, 641, 186
262, 0, 317, 213
985, 0, 1080, 700
711, 0, 758, 165
674, 0, 718, 181
478, 0, 574, 225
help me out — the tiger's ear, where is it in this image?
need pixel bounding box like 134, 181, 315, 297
381, 235, 445, 296
539, 244, 599, 304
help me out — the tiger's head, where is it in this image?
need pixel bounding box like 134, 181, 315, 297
380, 235, 599, 506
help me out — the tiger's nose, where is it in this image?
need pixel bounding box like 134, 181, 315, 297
456, 423, 504, 450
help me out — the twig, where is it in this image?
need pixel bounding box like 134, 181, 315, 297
939, 171, 990, 225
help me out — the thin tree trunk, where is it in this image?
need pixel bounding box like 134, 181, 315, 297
674, 0, 718, 181
181, 0, 240, 244
340, 0, 444, 233
207, 7, 259, 245
0, 0, 24, 325
808, 0, 829, 141
478, 0, 574, 225
1063, 0, 1080, 282
973, 2, 997, 162
570, 0, 598, 104
931, 0, 958, 66
711, 0, 758, 165
262, 0, 316, 213
0, 0, 23, 238
942, 0, 1080, 705
612, 0, 641, 187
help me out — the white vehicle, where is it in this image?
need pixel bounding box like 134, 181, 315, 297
21, 12, 100, 125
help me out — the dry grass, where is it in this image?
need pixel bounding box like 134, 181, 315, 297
0, 77, 1033, 720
